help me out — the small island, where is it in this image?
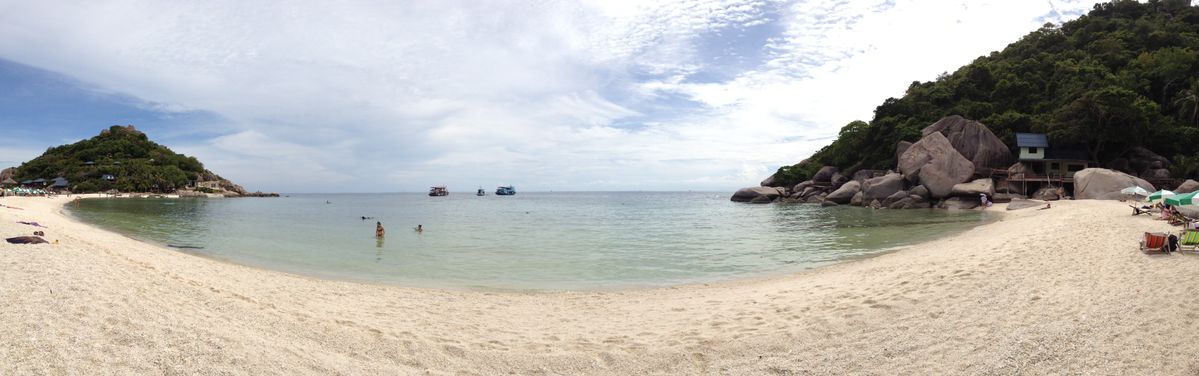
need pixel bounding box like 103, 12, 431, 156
0, 125, 276, 197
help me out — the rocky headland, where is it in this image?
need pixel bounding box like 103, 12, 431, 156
733, 115, 1177, 209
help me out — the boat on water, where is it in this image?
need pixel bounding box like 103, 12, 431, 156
495, 185, 516, 195
428, 186, 448, 197
476, 187, 486, 196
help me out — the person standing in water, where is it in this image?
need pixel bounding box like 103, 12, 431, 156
375, 222, 385, 238
415, 224, 423, 233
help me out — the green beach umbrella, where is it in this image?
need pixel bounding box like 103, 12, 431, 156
1147, 190, 1176, 202
1165, 191, 1199, 206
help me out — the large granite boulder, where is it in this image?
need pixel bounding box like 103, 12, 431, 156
1176, 179, 1199, 194
0, 167, 14, 181
951, 178, 995, 197
1074, 168, 1155, 200
793, 180, 814, 193
883, 190, 910, 207
910, 185, 930, 200
1141, 168, 1171, 180
825, 181, 861, 204
812, 166, 838, 183
830, 173, 849, 190
1031, 187, 1060, 201
896, 141, 913, 164
760, 174, 779, 187
850, 191, 865, 206
862, 173, 905, 201
898, 132, 975, 199
852, 170, 876, 184
1127, 146, 1170, 173
993, 193, 1026, 202
921, 115, 1012, 170
731, 187, 784, 203
749, 195, 775, 204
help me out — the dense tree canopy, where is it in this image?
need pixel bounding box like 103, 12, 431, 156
13, 125, 208, 193
776, 0, 1199, 187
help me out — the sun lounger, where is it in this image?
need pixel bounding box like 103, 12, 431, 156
1179, 230, 1199, 252
1141, 232, 1170, 253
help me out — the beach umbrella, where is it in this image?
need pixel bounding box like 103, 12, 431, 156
1147, 190, 1176, 202
1166, 191, 1199, 206
1120, 186, 1150, 196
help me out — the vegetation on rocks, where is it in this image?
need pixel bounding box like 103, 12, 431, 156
775, 0, 1199, 187
12, 125, 230, 193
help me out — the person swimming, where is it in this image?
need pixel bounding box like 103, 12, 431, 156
414, 224, 423, 233
375, 222, 385, 238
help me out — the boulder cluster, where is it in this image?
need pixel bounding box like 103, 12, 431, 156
732, 115, 1187, 209
734, 116, 1011, 209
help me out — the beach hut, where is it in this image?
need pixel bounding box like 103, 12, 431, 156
49, 177, 69, 191
1015, 133, 1094, 178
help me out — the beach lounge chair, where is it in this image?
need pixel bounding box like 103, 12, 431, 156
1179, 230, 1199, 252
1141, 232, 1170, 253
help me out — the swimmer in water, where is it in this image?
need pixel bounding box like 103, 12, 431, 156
375, 222, 385, 238
414, 224, 423, 233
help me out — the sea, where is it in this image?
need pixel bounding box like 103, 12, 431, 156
67, 192, 993, 291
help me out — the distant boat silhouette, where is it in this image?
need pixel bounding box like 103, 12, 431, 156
428, 186, 448, 197
476, 186, 486, 196
495, 185, 515, 195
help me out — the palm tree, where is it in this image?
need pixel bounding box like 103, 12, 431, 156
1176, 79, 1199, 126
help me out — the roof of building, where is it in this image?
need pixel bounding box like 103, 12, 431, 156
50, 177, 69, 187
1016, 133, 1049, 148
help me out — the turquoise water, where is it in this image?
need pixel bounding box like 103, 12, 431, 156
67, 192, 993, 290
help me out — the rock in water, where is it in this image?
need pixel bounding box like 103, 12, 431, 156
850, 191, 865, 206
883, 190, 909, 207
898, 132, 974, 199
730, 187, 784, 203
1074, 168, 1155, 200
921, 115, 1012, 170
6, 236, 47, 244
938, 197, 981, 210
951, 178, 995, 197
825, 181, 861, 204
862, 173, 904, 201
1176, 179, 1199, 194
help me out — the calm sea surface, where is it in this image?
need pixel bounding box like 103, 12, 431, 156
67, 192, 993, 291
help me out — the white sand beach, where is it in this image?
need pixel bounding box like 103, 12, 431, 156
2, 195, 1198, 374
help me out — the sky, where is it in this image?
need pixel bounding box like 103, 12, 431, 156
0, 0, 1097, 193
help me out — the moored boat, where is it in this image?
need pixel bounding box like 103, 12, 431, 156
428, 186, 448, 197
476, 187, 486, 196
495, 185, 515, 195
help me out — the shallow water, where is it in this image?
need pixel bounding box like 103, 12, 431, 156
68, 192, 993, 290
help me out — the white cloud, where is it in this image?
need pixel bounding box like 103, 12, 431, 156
0, 0, 1095, 192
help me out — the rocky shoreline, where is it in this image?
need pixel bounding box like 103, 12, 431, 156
734, 115, 1198, 209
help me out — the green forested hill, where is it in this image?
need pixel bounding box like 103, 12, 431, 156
776, 0, 1199, 186
12, 125, 217, 193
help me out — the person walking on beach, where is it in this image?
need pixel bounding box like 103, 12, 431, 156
375, 222, 385, 238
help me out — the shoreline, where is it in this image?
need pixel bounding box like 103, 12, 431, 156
3, 195, 1198, 374
59, 194, 995, 294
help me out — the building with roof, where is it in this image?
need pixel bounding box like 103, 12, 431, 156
1014, 133, 1094, 179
